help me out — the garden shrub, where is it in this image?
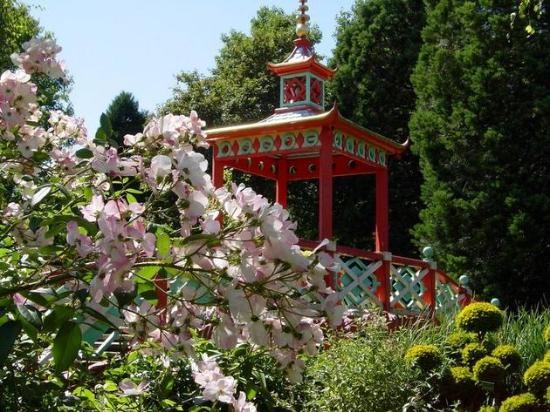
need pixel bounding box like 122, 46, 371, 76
523, 360, 550, 396
462, 342, 489, 366
446, 366, 477, 400
300, 325, 417, 412
479, 406, 497, 412
544, 351, 550, 363
473, 356, 506, 384
544, 326, 550, 346
492, 345, 522, 373
498, 392, 538, 412
405, 344, 442, 372
446, 330, 478, 358
456, 302, 504, 335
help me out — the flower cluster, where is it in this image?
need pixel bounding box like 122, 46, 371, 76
10, 37, 65, 79
192, 356, 256, 411
0, 37, 344, 408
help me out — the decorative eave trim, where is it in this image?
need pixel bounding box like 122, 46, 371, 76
206, 104, 406, 155
267, 56, 335, 80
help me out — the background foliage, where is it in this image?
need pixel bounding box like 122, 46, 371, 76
410, 0, 550, 306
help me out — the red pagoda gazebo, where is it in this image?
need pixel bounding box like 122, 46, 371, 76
206, 1, 469, 315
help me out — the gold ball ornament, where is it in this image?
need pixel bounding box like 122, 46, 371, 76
296, 23, 309, 37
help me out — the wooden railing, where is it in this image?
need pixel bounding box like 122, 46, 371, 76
299, 239, 472, 316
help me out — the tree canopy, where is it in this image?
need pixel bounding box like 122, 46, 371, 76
330, 0, 426, 255
410, 0, 550, 306
104, 91, 147, 148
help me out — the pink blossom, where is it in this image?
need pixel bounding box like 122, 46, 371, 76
212, 313, 238, 349
150, 154, 172, 180
80, 195, 104, 222
11, 38, 65, 79
123, 132, 143, 146
118, 379, 149, 396
192, 356, 237, 404
233, 391, 257, 412
66, 221, 93, 257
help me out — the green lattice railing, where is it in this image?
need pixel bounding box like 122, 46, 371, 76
299, 240, 471, 316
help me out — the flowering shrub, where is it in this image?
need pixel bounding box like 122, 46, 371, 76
0, 38, 344, 410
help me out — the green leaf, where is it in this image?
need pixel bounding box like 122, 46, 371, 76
0, 320, 21, 362
43, 305, 73, 332
126, 188, 143, 195
31, 185, 52, 207
126, 193, 137, 204
246, 387, 257, 400
17, 304, 42, 328
94, 128, 107, 144
20, 291, 50, 308
136, 265, 161, 281
73, 386, 96, 401
156, 230, 171, 258
53, 321, 82, 371
159, 374, 175, 397
32, 151, 50, 162
75, 148, 94, 159
103, 380, 118, 392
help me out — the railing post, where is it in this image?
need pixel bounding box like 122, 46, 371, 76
422, 261, 437, 316
375, 251, 391, 312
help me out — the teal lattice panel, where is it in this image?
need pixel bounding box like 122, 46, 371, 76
336, 255, 382, 308
436, 281, 459, 314
390, 265, 428, 312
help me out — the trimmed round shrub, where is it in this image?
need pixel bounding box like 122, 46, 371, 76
456, 302, 504, 335
462, 342, 488, 366
523, 360, 550, 395
446, 330, 479, 350
498, 393, 538, 412
492, 345, 522, 373
405, 344, 442, 372
544, 350, 550, 363
544, 325, 550, 345
447, 366, 476, 400
473, 356, 506, 384
479, 407, 497, 412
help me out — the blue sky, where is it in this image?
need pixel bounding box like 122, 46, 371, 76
24, 1, 356, 132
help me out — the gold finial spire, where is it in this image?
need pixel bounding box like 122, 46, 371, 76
296, 0, 310, 38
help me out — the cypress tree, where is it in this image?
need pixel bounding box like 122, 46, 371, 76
105, 91, 147, 148
410, 0, 550, 306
